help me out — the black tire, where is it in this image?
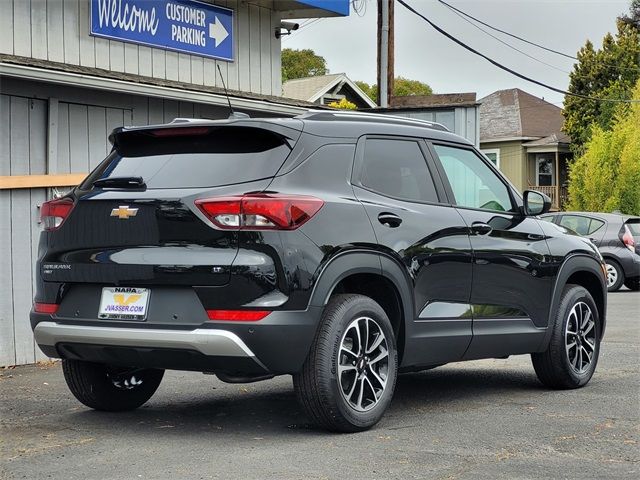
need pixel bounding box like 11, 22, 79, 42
62, 359, 164, 411
624, 277, 640, 291
293, 294, 398, 432
604, 259, 624, 292
531, 285, 601, 389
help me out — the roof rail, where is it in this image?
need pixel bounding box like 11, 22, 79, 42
298, 110, 450, 132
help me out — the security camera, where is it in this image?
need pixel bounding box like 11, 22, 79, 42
282, 21, 300, 31
275, 21, 300, 39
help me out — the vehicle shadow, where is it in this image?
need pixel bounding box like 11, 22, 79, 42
67, 365, 544, 436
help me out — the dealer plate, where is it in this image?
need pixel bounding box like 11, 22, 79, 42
98, 287, 150, 320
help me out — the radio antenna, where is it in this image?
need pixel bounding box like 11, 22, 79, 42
217, 64, 235, 116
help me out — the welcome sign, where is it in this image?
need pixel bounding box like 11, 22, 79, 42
90, 0, 234, 61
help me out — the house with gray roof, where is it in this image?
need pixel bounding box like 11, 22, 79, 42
282, 73, 377, 108
479, 88, 572, 210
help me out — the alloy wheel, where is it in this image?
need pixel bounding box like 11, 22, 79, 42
565, 301, 596, 374
338, 316, 389, 412
605, 263, 618, 288
108, 368, 145, 390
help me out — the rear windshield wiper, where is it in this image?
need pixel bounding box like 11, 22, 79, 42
93, 176, 146, 189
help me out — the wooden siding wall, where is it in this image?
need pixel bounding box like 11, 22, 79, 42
0, 77, 232, 366
387, 106, 479, 146
0, 0, 282, 97
479, 141, 527, 192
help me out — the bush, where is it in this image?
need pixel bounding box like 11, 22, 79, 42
567, 81, 640, 215
327, 98, 357, 110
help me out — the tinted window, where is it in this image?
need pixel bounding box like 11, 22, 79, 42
433, 145, 513, 212
82, 127, 291, 189
626, 220, 640, 238
360, 139, 438, 203
559, 215, 603, 236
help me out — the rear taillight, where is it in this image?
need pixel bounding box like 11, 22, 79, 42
195, 194, 324, 230
622, 225, 636, 252
40, 198, 75, 231
34, 303, 59, 314
206, 310, 270, 321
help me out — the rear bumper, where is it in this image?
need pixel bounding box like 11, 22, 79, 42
35, 321, 262, 361
31, 307, 323, 374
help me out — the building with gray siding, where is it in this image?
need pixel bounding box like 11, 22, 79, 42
0, 0, 349, 366
364, 93, 481, 147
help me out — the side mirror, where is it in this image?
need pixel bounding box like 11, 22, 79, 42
523, 190, 551, 216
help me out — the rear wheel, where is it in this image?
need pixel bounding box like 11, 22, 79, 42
532, 285, 600, 389
624, 277, 640, 291
62, 359, 164, 411
293, 294, 398, 432
604, 259, 624, 292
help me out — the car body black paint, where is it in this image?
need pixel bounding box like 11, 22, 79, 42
31, 112, 606, 376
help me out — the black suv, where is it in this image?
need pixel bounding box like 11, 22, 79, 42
541, 212, 640, 292
31, 112, 607, 432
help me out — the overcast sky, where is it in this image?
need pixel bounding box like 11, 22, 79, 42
284, 0, 631, 105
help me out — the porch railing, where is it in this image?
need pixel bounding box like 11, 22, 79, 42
532, 185, 568, 210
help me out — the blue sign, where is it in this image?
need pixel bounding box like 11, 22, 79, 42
90, 0, 234, 61
296, 0, 350, 16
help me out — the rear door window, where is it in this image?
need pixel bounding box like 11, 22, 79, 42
559, 215, 603, 236
358, 138, 439, 203
82, 127, 292, 189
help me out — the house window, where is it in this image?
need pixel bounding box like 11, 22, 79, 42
481, 148, 500, 169
536, 154, 555, 186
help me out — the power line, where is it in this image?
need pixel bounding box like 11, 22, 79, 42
435, 0, 640, 73
435, 0, 576, 60
396, 0, 639, 104
439, 1, 571, 75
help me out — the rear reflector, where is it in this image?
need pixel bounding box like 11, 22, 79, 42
195, 194, 323, 230
40, 198, 75, 231
34, 303, 59, 314
206, 310, 270, 321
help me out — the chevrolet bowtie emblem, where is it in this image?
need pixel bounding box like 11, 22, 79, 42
110, 206, 139, 219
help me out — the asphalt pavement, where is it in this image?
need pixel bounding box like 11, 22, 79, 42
1, 290, 638, 480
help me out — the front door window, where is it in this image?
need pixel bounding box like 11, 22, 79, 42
536, 155, 555, 186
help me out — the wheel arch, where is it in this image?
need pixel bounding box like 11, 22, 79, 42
309, 250, 415, 364
544, 254, 607, 346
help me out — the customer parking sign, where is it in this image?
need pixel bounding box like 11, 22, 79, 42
90, 0, 234, 61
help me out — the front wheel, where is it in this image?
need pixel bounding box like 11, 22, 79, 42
532, 285, 601, 389
62, 359, 164, 411
294, 294, 398, 432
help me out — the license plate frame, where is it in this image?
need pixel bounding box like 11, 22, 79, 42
98, 287, 150, 321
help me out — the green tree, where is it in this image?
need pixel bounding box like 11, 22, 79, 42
620, 0, 640, 28
563, 19, 640, 152
567, 80, 640, 215
354, 77, 433, 104
281, 48, 328, 82
355, 80, 377, 102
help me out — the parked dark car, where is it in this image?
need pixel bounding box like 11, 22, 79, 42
541, 212, 640, 292
31, 112, 607, 432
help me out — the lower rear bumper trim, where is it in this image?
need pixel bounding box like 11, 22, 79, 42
33, 321, 267, 369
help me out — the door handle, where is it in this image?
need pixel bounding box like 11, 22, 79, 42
470, 222, 492, 235
378, 212, 402, 228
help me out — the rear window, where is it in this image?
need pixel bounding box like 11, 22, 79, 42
626, 219, 640, 237
82, 127, 292, 189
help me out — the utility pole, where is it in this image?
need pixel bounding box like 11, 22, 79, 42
377, 0, 394, 107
